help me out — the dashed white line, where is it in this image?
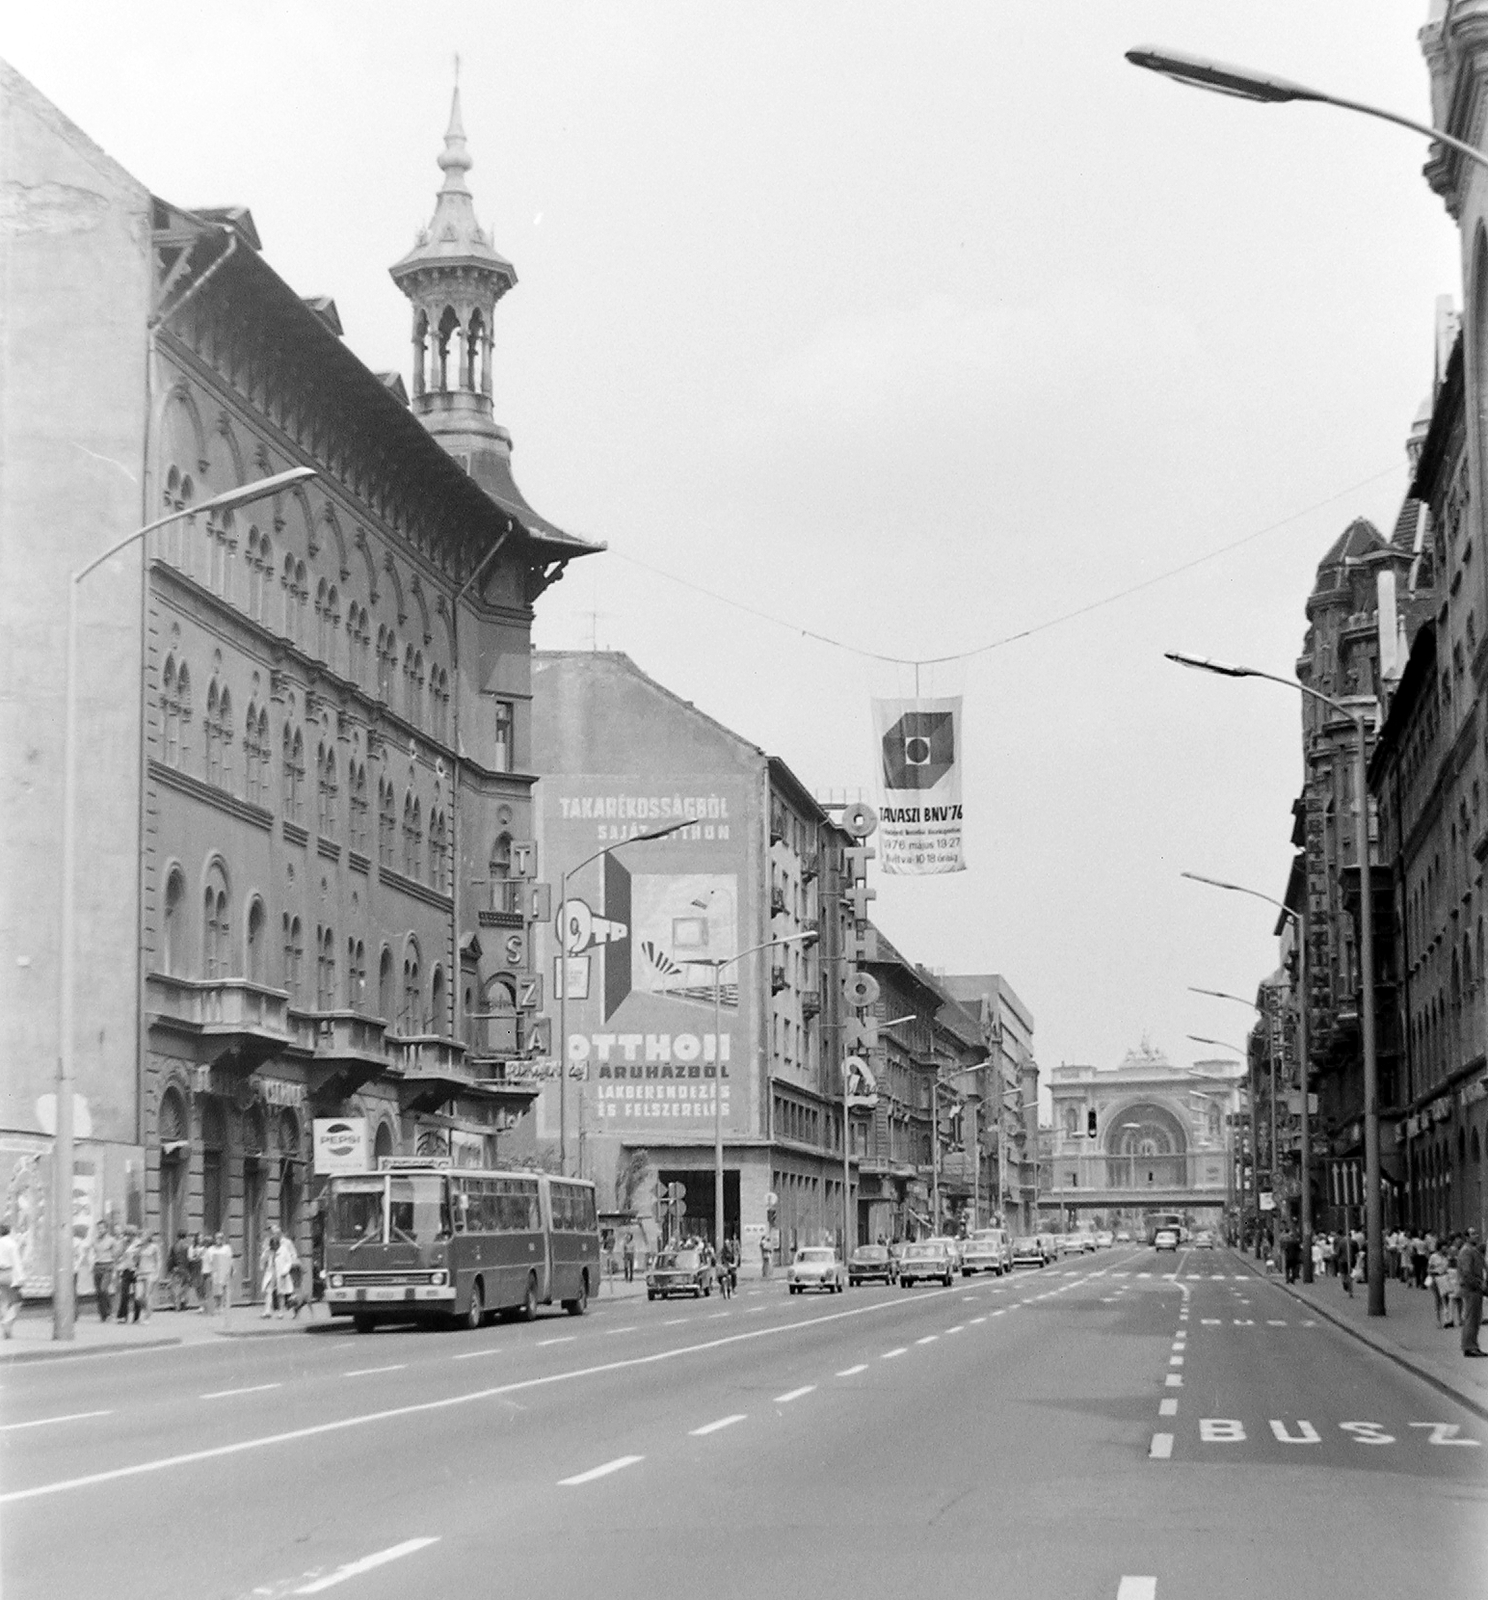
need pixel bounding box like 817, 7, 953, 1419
1159, 1398, 1178, 1417
1148, 1433, 1174, 1460
451, 1347, 506, 1360
882, 1347, 907, 1360
292, 1537, 440, 1593
537, 1336, 576, 1347
606, 1327, 638, 1336
945, 1325, 964, 1334
1168, 1357, 1184, 1367
343, 1365, 406, 1378
201, 1383, 281, 1401
773, 1385, 816, 1403
1117, 1578, 1157, 1600
916, 1336, 939, 1345
1267, 1320, 1287, 1327
836, 1364, 868, 1377
662, 1318, 686, 1326
690, 1413, 746, 1436
559, 1455, 644, 1486
0, 1410, 113, 1432
1201, 1318, 1220, 1325
1165, 1374, 1182, 1388
970, 1316, 987, 1324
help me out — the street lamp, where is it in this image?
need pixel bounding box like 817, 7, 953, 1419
1185, 872, 1316, 1281
1169, 651, 1384, 1313
53, 465, 316, 1340
683, 931, 818, 1260
555, 818, 691, 1176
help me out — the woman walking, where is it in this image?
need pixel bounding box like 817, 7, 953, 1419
134, 1231, 161, 1322
1428, 1240, 1451, 1327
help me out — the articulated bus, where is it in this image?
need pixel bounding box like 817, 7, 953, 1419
323, 1162, 600, 1331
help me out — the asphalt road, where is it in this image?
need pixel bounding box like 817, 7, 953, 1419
3, 1246, 1484, 1599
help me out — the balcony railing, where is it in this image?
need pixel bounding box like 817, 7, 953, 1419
387, 1034, 469, 1076
148, 974, 290, 1036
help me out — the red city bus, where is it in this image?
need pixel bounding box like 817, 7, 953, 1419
323, 1161, 600, 1331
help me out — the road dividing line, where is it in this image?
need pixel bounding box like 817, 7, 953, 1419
1165, 1374, 1182, 1388
773, 1386, 816, 1403
605, 1327, 638, 1336
292, 1536, 440, 1593
343, 1365, 406, 1378
882, 1347, 907, 1359
1148, 1433, 1174, 1460
970, 1316, 986, 1324
537, 1336, 576, 1347
452, 1347, 505, 1360
945, 1325, 964, 1334
690, 1414, 746, 1436
0, 1410, 113, 1432
916, 1336, 939, 1345
1267, 1320, 1287, 1327
836, 1364, 868, 1377
1201, 1318, 1220, 1325
1168, 1357, 1184, 1367
1159, 1398, 1177, 1417
1117, 1579, 1157, 1600
201, 1383, 281, 1401
559, 1455, 644, 1486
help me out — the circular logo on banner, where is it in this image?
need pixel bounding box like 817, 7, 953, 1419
322, 1122, 358, 1159
845, 971, 880, 1008
843, 800, 879, 839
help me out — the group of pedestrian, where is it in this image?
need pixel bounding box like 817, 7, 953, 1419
90, 1223, 166, 1322
257, 1226, 306, 1318
1417, 1228, 1487, 1357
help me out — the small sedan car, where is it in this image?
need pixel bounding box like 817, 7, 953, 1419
1115, 1229, 1131, 1243
898, 1240, 956, 1287
788, 1246, 846, 1294
1192, 1229, 1215, 1249
1153, 1228, 1179, 1252
848, 1244, 897, 1286
960, 1230, 1011, 1276
646, 1248, 715, 1300
1011, 1237, 1047, 1269
1095, 1230, 1114, 1249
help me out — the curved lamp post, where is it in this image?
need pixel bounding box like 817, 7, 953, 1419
54, 465, 316, 1340
1170, 652, 1384, 1315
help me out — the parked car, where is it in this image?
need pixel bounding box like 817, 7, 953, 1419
848, 1244, 897, 1286
1115, 1229, 1132, 1243
788, 1247, 846, 1294
1011, 1236, 1048, 1268
927, 1236, 963, 1272
1153, 1228, 1179, 1252
1095, 1230, 1114, 1249
647, 1248, 715, 1300
1058, 1234, 1084, 1257
898, 1240, 956, 1287
1075, 1231, 1098, 1253
1192, 1229, 1216, 1249
960, 1229, 1012, 1276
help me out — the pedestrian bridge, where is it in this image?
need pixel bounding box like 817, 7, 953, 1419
1044, 1186, 1228, 1211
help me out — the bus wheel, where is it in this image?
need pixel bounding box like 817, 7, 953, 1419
464, 1280, 485, 1331
564, 1274, 589, 1317
520, 1276, 538, 1321
353, 1315, 375, 1334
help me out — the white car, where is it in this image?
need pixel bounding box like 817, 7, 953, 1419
1095, 1230, 1114, 1249
960, 1230, 1012, 1276
788, 1247, 846, 1294
1154, 1228, 1179, 1252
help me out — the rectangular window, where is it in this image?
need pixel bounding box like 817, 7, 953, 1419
494, 700, 514, 773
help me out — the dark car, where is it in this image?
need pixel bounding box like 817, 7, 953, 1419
898, 1240, 955, 1287
646, 1248, 715, 1300
848, 1244, 897, 1286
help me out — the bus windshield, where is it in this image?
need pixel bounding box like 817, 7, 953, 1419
329, 1178, 386, 1247
388, 1174, 448, 1244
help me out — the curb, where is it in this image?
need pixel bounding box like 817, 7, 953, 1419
1231, 1254, 1488, 1424
0, 1335, 183, 1364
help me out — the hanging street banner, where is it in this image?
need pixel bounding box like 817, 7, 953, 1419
871, 697, 966, 874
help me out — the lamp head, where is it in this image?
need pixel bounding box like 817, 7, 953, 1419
1125, 46, 1320, 105
200, 465, 317, 516
1165, 651, 1256, 678
635, 818, 691, 844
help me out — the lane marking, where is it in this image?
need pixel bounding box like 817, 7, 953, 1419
1117, 1579, 1157, 1600
1201, 1318, 1220, 1325
690, 1413, 746, 1436
559, 1455, 644, 1486
536, 1337, 576, 1347
970, 1317, 987, 1325
1148, 1433, 1173, 1460
836, 1364, 868, 1377
773, 1386, 816, 1403
1, 1281, 966, 1505
1168, 1357, 1184, 1367
292, 1537, 439, 1594
1158, 1398, 1177, 1417
343, 1365, 406, 1378
708, 1312, 730, 1320
662, 1318, 686, 1326
1267, 1320, 1287, 1327
946, 1325, 964, 1334
882, 1347, 907, 1360
606, 1327, 638, 1336
200, 1383, 281, 1401
0, 1409, 113, 1433
1165, 1375, 1182, 1388
916, 1336, 939, 1345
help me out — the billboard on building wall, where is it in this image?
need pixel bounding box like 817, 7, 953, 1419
313, 1118, 370, 1176
871, 697, 966, 874
539, 776, 760, 1142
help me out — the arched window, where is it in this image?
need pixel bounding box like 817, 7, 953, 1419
480, 975, 519, 1054
217, 687, 233, 792
403, 645, 417, 722
467, 307, 486, 392
280, 727, 304, 823
431, 965, 446, 1036
346, 938, 366, 1011
378, 945, 394, 1021
162, 868, 185, 975
403, 792, 420, 878
316, 923, 336, 1010
413, 310, 429, 398
205, 681, 221, 785
349, 762, 368, 855
294, 562, 308, 644
282, 914, 304, 1004
247, 897, 266, 985
245, 702, 261, 804
436, 305, 460, 391
1063, 1106, 1078, 1137
429, 809, 446, 893
489, 832, 512, 915
202, 864, 230, 979
283, 554, 297, 638
282, 724, 297, 821
317, 745, 338, 841
378, 779, 396, 868
402, 939, 422, 1034
374, 1119, 395, 1165
315, 579, 329, 658
376, 627, 396, 703
324, 585, 340, 674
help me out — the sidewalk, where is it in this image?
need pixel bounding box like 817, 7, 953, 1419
1233, 1253, 1488, 1421
0, 1299, 336, 1362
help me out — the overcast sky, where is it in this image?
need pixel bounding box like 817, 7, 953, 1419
3, 2, 1461, 1087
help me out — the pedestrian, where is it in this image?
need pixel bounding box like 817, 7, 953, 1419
116, 1227, 140, 1322
1284, 1230, 1301, 1285
721, 1233, 738, 1296
204, 1231, 234, 1320
92, 1222, 118, 1322
622, 1231, 635, 1283
1321, 1233, 1335, 1277
166, 1231, 191, 1311
0, 1222, 20, 1340
259, 1228, 281, 1316
189, 1231, 209, 1310
1311, 1235, 1325, 1279
1428, 1240, 1450, 1326
1411, 1230, 1428, 1288
1442, 1239, 1462, 1330
135, 1231, 161, 1321
1457, 1228, 1486, 1358
760, 1234, 772, 1281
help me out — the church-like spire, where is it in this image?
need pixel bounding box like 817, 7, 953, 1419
437, 83, 473, 195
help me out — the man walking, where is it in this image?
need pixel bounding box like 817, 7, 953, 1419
92, 1222, 118, 1321
1458, 1228, 1486, 1358
204, 1231, 234, 1322
622, 1232, 635, 1283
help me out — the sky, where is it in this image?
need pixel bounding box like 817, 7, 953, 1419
2, 2, 1463, 1087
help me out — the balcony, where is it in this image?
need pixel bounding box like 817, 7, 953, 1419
147, 974, 290, 1074
770, 886, 788, 915
770, 966, 788, 994
801, 992, 821, 1019
801, 851, 820, 881
302, 1010, 391, 1104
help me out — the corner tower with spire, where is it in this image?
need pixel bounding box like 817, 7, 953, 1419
391, 83, 522, 488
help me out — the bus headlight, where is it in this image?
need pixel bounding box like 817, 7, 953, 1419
431, 1270, 447, 1286
329, 1274, 344, 1289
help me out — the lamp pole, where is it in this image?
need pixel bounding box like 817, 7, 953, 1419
555, 819, 690, 1177
1171, 653, 1383, 1314
54, 465, 315, 1340
686, 931, 817, 1259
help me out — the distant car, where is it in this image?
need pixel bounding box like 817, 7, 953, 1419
1095, 1230, 1114, 1249
1011, 1237, 1047, 1269
927, 1236, 963, 1271
647, 1248, 715, 1300
788, 1247, 846, 1294
848, 1244, 897, 1286
1076, 1232, 1098, 1253
898, 1240, 955, 1287
1192, 1229, 1215, 1250
1058, 1235, 1084, 1257
960, 1230, 1011, 1276
1153, 1228, 1179, 1253
1115, 1229, 1132, 1243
